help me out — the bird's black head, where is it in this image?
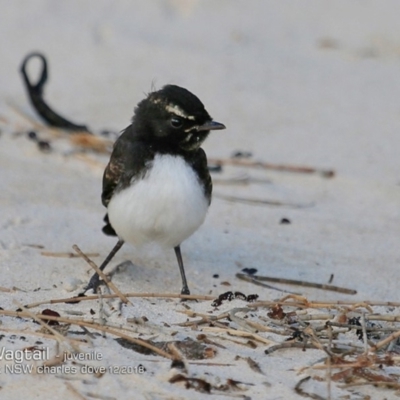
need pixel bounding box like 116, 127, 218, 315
133, 85, 225, 151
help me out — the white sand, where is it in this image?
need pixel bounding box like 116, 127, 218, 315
1, 1, 400, 399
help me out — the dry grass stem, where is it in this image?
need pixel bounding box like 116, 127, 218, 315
371, 329, 400, 352
202, 327, 276, 346
235, 273, 300, 294
68, 133, 111, 153
72, 244, 130, 305
0, 286, 15, 293
207, 157, 335, 178
41, 251, 100, 258
24, 292, 216, 309
237, 273, 357, 295
214, 193, 312, 208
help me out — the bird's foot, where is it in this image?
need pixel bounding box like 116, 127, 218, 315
180, 286, 198, 302
79, 273, 104, 296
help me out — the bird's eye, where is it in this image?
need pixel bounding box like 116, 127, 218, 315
170, 117, 183, 129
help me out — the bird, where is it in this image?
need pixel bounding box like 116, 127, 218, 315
84, 84, 225, 295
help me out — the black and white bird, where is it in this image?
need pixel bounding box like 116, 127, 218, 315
85, 85, 225, 295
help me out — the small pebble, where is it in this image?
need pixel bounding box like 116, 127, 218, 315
37, 140, 51, 152
208, 164, 223, 173
231, 150, 253, 159
280, 218, 291, 224
27, 131, 37, 140
212, 274, 219, 279
242, 268, 257, 275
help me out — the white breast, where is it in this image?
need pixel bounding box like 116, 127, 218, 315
107, 154, 209, 248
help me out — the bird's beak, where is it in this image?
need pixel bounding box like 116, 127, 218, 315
196, 120, 226, 132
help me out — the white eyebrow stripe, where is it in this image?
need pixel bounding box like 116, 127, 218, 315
165, 103, 195, 120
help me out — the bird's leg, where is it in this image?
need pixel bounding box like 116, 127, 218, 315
174, 245, 190, 295
83, 239, 124, 293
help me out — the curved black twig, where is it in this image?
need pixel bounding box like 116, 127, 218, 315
20, 52, 90, 132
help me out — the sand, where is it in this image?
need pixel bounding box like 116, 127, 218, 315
1, 1, 400, 399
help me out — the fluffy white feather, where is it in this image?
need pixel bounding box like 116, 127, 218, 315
107, 154, 209, 248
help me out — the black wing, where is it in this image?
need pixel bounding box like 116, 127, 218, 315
101, 126, 154, 236
101, 126, 154, 207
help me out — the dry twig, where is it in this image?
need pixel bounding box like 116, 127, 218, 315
72, 244, 130, 305
41, 251, 100, 258
202, 326, 276, 346
214, 193, 313, 208
208, 157, 335, 178
24, 292, 216, 309
237, 273, 357, 295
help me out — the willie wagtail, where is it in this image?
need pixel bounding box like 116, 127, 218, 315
85, 85, 225, 295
